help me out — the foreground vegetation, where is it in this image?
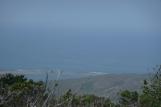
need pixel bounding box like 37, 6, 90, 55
0, 65, 161, 107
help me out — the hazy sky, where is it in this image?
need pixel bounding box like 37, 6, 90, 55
0, 0, 161, 73
1, 0, 161, 32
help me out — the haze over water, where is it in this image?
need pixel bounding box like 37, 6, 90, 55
0, 0, 161, 74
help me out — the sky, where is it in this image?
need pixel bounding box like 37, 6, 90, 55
0, 0, 161, 73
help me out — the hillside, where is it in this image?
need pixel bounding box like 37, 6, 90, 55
58, 74, 149, 101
